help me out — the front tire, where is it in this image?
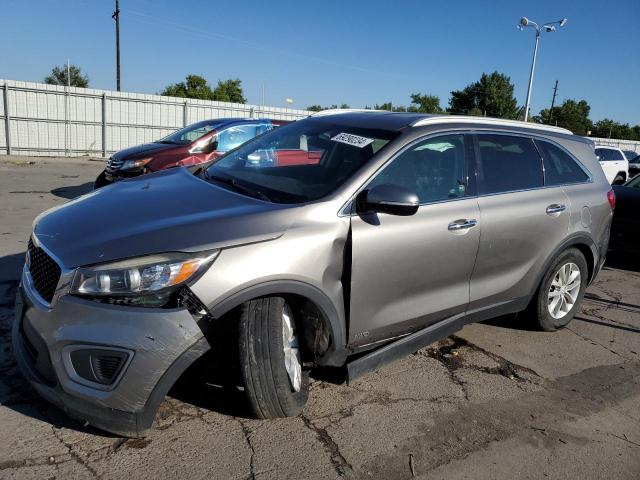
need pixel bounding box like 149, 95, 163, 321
238, 297, 309, 418
531, 248, 588, 331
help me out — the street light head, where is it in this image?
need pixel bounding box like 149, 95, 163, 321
520, 16, 530, 27
559, 18, 567, 27
543, 25, 556, 32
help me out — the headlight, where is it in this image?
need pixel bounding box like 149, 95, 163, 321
120, 157, 153, 171
71, 251, 218, 296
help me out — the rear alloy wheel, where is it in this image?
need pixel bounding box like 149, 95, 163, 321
531, 248, 588, 331
547, 263, 581, 319
239, 297, 308, 418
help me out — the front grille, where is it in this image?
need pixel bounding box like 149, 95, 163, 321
105, 156, 123, 175
27, 238, 61, 303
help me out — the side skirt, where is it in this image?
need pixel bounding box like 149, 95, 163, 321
346, 313, 465, 383
345, 296, 528, 384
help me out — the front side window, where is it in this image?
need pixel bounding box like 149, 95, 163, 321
595, 148, 624, 161
204, 119, 397, 203
215, 124, 260, 152
158, 120, 220, 145
367, 134, 469, 204
477, 134, 543, 195
535, 140, 590, 185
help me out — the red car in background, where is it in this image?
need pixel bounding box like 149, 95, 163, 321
95, 118, 289, 188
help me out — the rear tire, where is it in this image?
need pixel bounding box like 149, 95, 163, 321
238, 297, 309, 418
613, 174, 626, 185
531, 248, 588, 331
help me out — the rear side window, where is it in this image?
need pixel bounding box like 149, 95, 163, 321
595, 148, 624, 161
535, 140, 590, 185
476, 134, 543, 195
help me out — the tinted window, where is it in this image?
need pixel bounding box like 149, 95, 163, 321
368, 134, 469, 203
595, 148, 624, 161
535, 140, 589, 185
627, 175, 640, 189
477, 134, 543, 194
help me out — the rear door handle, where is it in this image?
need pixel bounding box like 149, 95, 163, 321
448, 219, 478, 231
546, 204, 566, 216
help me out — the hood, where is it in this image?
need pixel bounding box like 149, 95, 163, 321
34, 169, 295, 268
111, 142, 178, 160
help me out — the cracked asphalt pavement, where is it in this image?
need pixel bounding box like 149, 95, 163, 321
1, 156, 639, 479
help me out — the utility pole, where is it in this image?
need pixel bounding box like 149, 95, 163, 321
548, 80, 558, 125
112, 0, 121, 91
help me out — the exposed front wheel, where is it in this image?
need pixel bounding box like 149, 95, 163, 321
531, 248, 588, 331
238, 297, 309, 418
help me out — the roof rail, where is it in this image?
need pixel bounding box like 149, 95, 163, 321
310, 108, 386, 117
411, 115, 573, 135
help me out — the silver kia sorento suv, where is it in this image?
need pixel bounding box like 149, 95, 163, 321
14, 111, 614, 436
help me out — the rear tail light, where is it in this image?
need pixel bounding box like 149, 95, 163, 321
607, 189, 616, 211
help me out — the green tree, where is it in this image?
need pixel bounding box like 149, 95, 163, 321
448, 71, 518, 119
161, 74, 215, 100
534, 99, 592, 135
590, 119, 640, 140
305, 103, 350, 111
212, 78, 246, 103
44, 65, 89, 88
373, 102, 408, 112
407, 93, 443, 113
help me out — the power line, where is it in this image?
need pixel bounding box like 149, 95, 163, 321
112, 0, 121, 91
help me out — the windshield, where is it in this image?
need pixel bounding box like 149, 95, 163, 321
158, 120, 222, 145
203, 118, 397, 203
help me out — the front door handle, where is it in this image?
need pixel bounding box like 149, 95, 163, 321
546, 204, 566, 216
448, 219, 478, 232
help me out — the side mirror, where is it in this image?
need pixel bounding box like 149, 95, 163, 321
189, 137, 218, 154
356, 184, 419, 216
204, 139, 218, 153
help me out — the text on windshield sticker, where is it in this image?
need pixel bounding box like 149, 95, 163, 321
331, 132, 375, 148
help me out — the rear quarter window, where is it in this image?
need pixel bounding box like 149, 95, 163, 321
535, 140, 590, 185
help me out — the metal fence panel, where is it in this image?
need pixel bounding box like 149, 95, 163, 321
0, 79, 310, 157
588, 136, 640, 153
5, 78, 638, 158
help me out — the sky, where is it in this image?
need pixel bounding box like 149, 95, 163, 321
1, 0, 639, 124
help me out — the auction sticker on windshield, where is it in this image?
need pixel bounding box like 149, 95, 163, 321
331, 132, 374, 148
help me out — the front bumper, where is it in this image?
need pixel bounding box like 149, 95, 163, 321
94, 169, 144, 189
12, 270, 210, 437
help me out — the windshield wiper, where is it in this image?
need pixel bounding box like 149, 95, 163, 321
205, 173, 272, 202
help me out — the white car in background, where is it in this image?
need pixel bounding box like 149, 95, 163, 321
594, 146, 629, 184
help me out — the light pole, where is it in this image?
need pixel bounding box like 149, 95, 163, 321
518, 17, 567, 122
